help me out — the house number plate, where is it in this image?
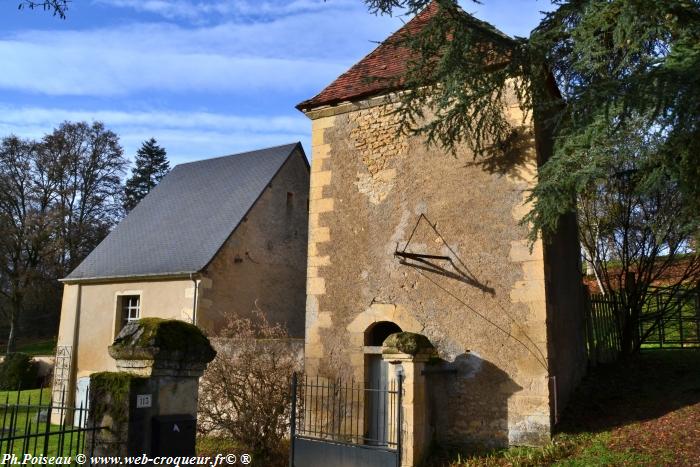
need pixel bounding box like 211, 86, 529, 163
136, 394, 152, 408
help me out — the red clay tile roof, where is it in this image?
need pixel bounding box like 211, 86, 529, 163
296, 2, 440, 111
296, 2, 511, 111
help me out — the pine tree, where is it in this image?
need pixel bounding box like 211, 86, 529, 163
123, 138, 170, 212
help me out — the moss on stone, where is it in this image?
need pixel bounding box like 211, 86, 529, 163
382, 332, 436, 355
110, 318, 216, 362
90, 372, 146, 426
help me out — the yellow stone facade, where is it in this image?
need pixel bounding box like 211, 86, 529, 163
302, 93, 586, 450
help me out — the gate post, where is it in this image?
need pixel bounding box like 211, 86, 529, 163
87, 318, 216, 457
289, 372, 297, 467
381, 332, 436, 467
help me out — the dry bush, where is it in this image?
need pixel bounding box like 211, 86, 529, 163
198, 308, 299, 459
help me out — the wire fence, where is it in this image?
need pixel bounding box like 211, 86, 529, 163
586, 286, 700, 364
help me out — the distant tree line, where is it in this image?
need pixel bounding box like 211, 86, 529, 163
0, 121, 168, 354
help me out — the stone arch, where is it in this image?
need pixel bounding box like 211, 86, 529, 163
342, 307, 426, 447
347, 303, 423, 336
365, 321, 402, 346
345, 303, 423, 380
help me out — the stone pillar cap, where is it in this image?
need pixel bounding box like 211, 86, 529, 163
382, 332, 437, 357
108, 318, 216, 365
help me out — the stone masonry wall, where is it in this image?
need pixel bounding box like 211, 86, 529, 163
304, 94, 553, 448
199, 150, 309, 338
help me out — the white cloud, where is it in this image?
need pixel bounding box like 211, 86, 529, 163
0, 106, 308, 133
0, 7, 400, 96
95, 0, 359, 22
0, 40, 344, 96
0, 105, 311, 164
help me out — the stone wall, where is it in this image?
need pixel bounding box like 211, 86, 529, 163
534, 102, 587, 421
303, 93, 557, 447
209, 337, 304, 369
543, 215, 587, 418
198, 150, 309, 338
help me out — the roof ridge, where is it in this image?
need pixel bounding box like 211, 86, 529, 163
175, 142, 301, 168
63, 142, 304, 282
297, 1, 512, 111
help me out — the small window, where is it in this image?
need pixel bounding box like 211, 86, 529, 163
287, 192, 294, 208
120, 295, 141, 328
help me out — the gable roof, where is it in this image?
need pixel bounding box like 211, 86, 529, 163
64, 142, 306, 283
296, 1, 511, 111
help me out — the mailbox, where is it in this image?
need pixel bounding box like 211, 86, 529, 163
151, 414, 196, 456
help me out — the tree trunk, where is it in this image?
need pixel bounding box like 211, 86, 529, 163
6, 314, 18, 355
5, 299, 22, 355
619, 320, 635, 356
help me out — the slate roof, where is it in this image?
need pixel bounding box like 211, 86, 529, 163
296, 1, 511, 111
64, 143, 305, 282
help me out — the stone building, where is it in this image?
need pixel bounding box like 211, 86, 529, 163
295, 3, 586, 452
54, 143, 309, 407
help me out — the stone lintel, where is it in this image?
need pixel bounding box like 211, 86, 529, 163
381, 352, 433, 364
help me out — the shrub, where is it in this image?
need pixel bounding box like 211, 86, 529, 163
0, 353, 39, 390
198, 307, 299, 462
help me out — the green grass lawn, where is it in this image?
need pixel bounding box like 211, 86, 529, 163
0, 388, 88, 462
427, 350, 700, 466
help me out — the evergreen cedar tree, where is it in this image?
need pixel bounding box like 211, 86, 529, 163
361, 0, 699, 244
17, 1, 68, 19
358, 0, 700, 353
124, 138, 171, 212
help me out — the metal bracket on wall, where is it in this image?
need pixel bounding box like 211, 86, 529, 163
394, 214, 495, 295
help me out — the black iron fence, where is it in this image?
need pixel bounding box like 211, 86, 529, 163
0, 384, 103, 463
289, 373, 403, 467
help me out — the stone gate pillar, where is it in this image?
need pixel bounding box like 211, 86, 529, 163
87, 318, 216, 457
382, 332, 436, 467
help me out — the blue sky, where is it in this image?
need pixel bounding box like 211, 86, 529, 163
0, 0, 553, 167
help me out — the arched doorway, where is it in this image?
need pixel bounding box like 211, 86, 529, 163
364, 321, 402, 446
365, 321, 402, 346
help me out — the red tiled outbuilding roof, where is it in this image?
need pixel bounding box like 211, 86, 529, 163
296, 2, 441, 111
296, 2, 511, 111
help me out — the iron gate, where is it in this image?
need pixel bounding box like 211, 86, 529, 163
639, 287, 700, 348
289, 373, 402, 467
1, 384, 104, 464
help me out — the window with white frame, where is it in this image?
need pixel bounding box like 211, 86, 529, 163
120, 295, 141, 327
